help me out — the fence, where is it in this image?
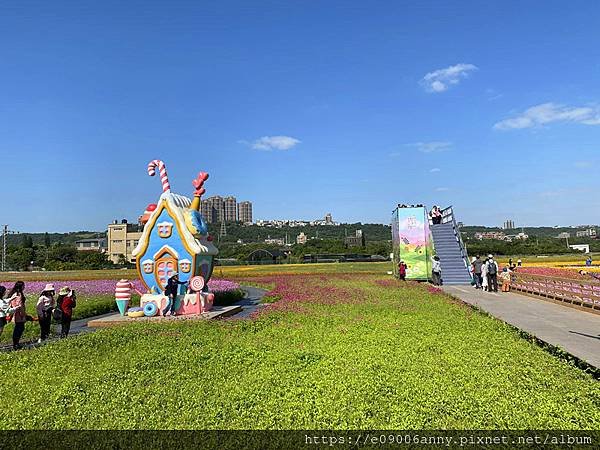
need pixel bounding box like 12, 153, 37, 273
511, 272, 600, 314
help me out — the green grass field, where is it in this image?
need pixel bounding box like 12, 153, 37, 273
0, 272, 598, 429
0, 262, 390, 283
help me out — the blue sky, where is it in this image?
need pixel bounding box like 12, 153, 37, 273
2, 1, 600, 232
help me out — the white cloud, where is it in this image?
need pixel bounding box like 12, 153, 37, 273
242, 135, 301, 151
435, 187, 449, 192
421, 63, 478, 93
494, 103, 600, 130
406, 141, 452, 153
429, 168, 441, 173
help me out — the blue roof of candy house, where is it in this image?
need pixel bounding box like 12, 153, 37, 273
132, 191, 218, 259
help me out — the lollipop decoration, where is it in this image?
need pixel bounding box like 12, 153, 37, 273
189, 276, 205, 292
147, 159, 171, 193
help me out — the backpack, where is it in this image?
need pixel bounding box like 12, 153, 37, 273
52, 307, 63, 321
487, 261, 497, 275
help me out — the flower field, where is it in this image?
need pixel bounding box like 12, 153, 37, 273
0, 262, 390, 283
0, 272, 599, 429
0, 278, 243, 345
3, 278, 241, 296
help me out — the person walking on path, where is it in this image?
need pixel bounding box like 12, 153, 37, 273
471, 255, 484, 289
431, 256, 442, 286
57, 287, 76, 338
36, 284, 55, 342
517, 259, 522, 267
481, 259, 489, 291
486, 255, 499, 293
0, 286, 8, 340
500, 267, 512, 292
7, 281, 27, 349
162, 274, 187, 316
398, 261, 407, 281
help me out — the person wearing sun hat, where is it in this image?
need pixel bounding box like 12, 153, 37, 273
36, 283, 56, 342
57, 286, 76, 338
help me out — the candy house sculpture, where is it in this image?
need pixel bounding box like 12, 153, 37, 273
131, 159, 218, 316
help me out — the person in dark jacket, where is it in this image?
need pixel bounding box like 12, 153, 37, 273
471, 255, 484, 289
162, 274, 187, 316
57, 287, 76, 338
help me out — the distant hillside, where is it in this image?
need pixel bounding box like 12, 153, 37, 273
6, 223, 598, 248
5, 231, 104, 247
460, 225, 598, 238
207, 222, 392, 243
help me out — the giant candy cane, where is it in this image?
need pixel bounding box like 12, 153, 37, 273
147, 159, 171, 193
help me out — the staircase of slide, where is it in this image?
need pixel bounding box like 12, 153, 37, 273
430, 207, 472, 285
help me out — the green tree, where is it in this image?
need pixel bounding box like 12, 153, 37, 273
7, 247, 35, 271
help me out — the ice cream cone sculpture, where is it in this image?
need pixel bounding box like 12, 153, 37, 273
115, 279, 144, 316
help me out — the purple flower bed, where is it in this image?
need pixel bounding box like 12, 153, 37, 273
3, 279, 240, 296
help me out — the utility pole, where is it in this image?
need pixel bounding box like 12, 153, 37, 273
2, 225, 7, 272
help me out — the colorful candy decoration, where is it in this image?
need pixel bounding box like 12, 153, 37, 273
127, 307, 145, 318
140, 203, 157, 226
143, 302, 158, 317
115, 279, 141, 316
203, 292, 214, 312
157, 221, 174, 238
189, 275, 205, 292
147, 159, 171, 193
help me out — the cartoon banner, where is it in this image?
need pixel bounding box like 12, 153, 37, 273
391, 206, 434, 280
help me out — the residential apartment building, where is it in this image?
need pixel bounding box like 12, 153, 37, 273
208, 196, 224, 223
224, 196, 237, 222
107, 220, 142, 264
238, 201, 253, 224
200, 200, 212, 224
199, 196, 254, 224
576, 228, 597, 238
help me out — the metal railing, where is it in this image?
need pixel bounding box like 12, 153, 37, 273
511, 272, 600, 314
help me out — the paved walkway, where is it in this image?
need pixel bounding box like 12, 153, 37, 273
443, 285, 600, 369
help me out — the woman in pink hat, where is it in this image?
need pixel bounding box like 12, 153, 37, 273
6, 281, 27, 350
36, 283, 55, 342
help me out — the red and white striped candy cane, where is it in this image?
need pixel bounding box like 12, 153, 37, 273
147, 160, 171, 193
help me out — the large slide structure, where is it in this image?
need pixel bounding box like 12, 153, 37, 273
391, 205, 471, 284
